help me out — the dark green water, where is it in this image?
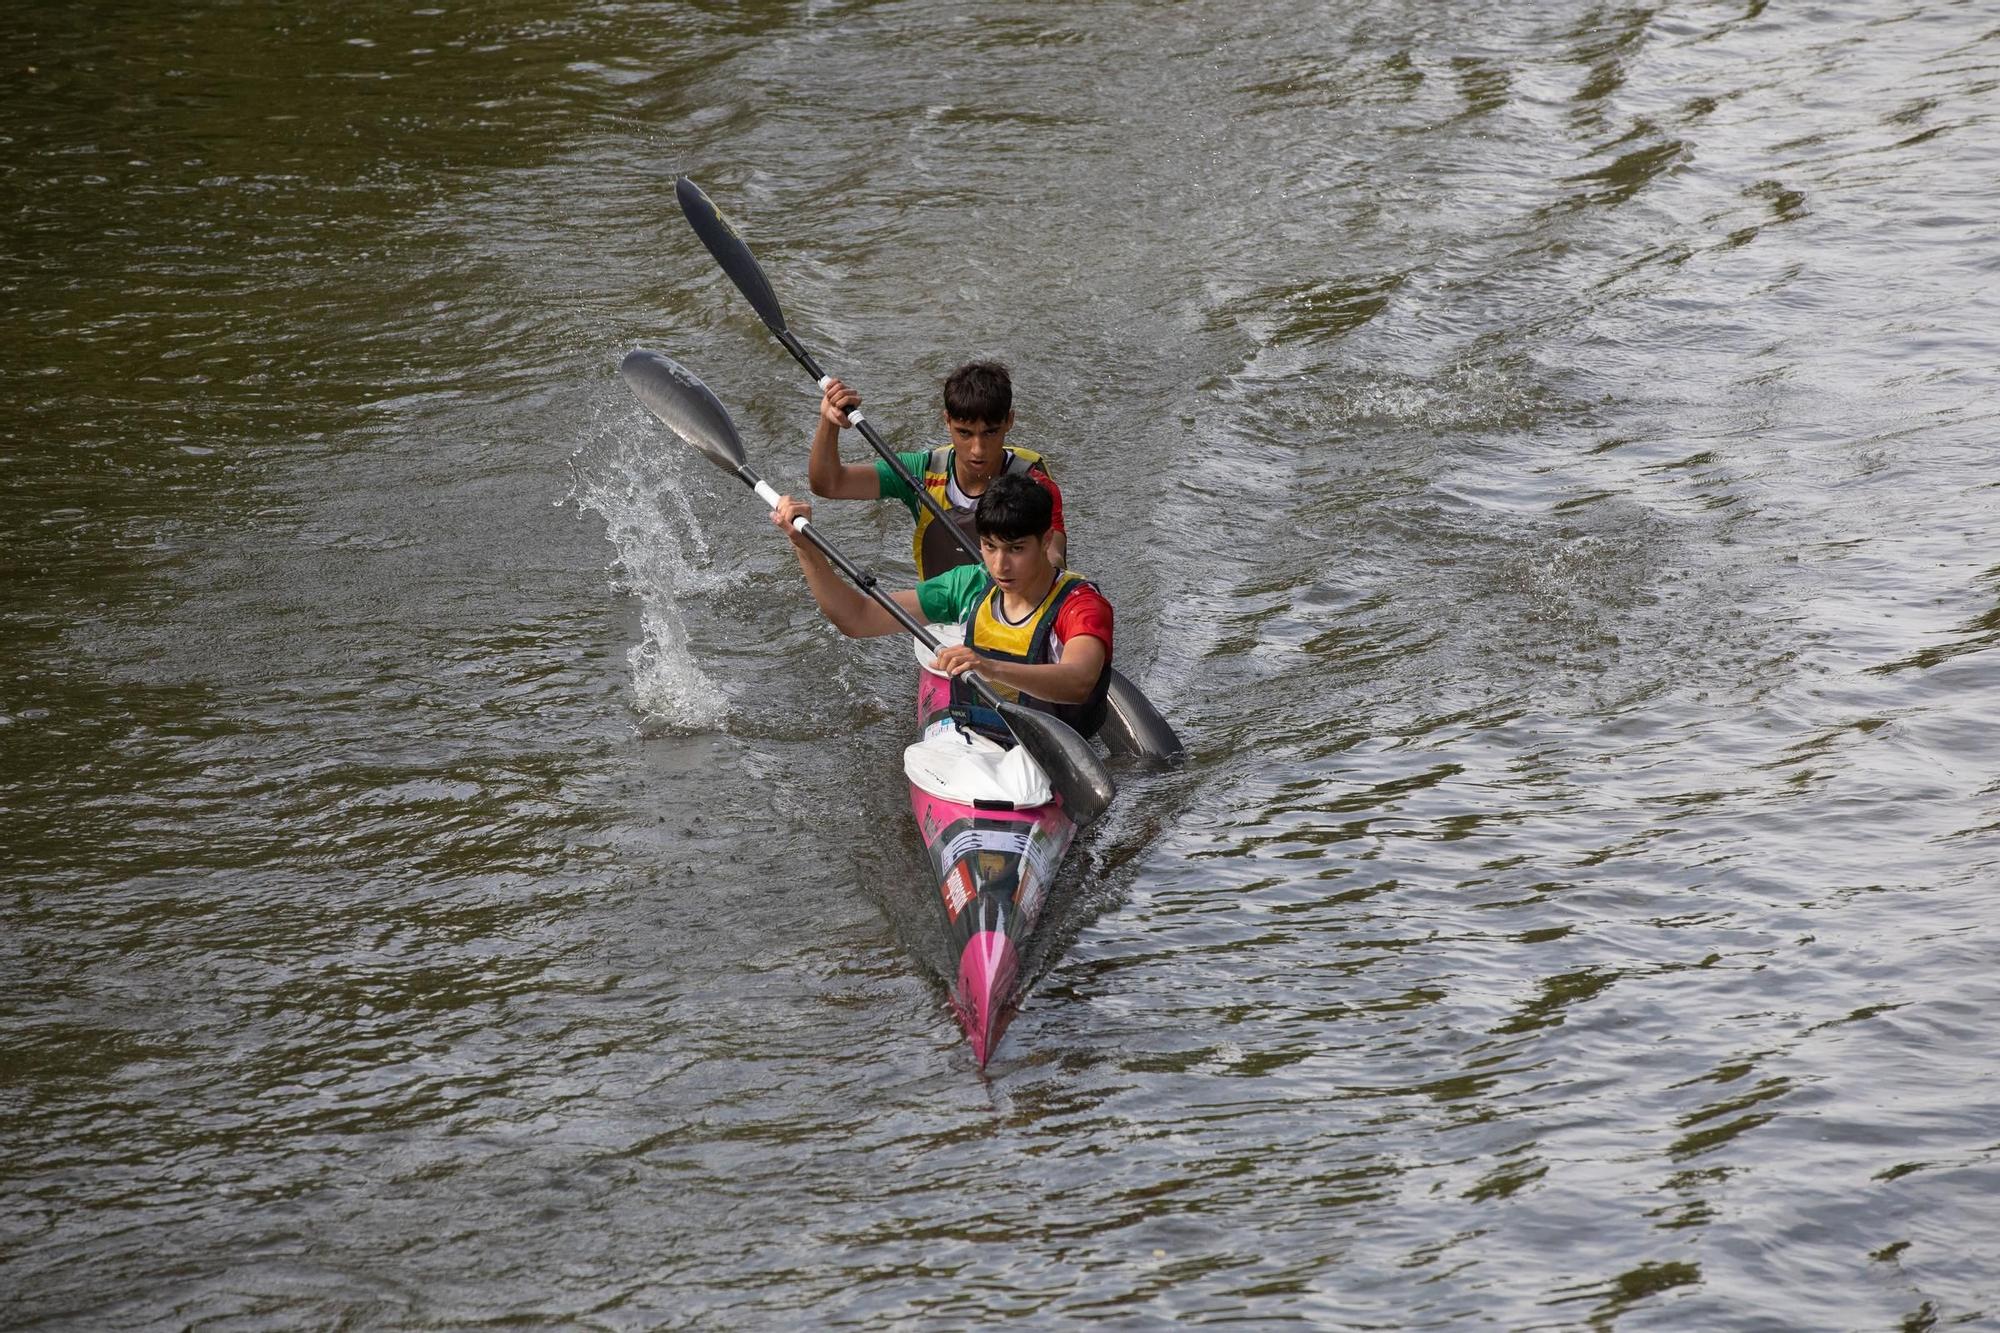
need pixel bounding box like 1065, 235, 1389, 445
5, 2, 1998, 1327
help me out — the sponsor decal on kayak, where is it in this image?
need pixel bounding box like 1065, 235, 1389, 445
940, 825, 1031, 870
1023, 824, 1059, 893
941, 863, 975, 920
1015, 861, 1047, 929
1014, 822, 1068, 929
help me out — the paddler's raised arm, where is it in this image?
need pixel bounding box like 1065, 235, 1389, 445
771, 495, 919, 637
807, 379, 883, 500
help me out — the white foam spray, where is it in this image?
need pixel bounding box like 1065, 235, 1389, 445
569, 401, 732, 733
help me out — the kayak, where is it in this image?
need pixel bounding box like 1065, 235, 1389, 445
615, 344, 1118, 1065
904, 627, 1078, 1065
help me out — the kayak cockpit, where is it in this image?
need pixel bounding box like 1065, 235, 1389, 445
904, 721, 1053, 810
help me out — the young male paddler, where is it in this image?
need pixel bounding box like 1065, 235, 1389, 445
771, 473, 1110, 738
808, 361, 1069, 577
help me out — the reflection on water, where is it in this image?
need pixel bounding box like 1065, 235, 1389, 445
4, 0, 1998, 1327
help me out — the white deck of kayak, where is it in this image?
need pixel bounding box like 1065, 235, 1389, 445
908, 626, 1055, 809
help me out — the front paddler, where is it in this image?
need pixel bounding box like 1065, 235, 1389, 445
772, 472, 1111, 738
808, 360, 1069, 578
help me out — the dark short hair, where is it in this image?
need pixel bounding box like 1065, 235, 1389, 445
943, 361, 1012, 425
974, 472, 1053, 541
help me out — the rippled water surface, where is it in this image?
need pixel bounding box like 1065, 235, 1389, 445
5, 2, 1998, 1328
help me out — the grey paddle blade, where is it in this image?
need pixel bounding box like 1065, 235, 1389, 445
676, 176, 789, 335
1101, 668, 1185, 763
619, 348, 747, 474
995, 700, 1116, 826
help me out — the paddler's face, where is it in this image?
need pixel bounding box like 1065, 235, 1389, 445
980, 530, 1053, 595
945, 412, 1014, 486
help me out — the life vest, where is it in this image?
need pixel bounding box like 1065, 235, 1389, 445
950, 569, 1110, 739
911, 445, 1049, 581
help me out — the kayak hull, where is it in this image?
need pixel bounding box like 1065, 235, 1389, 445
911, 646, 1077, 1066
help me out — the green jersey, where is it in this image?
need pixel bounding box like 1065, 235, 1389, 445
914, 562, 992, 625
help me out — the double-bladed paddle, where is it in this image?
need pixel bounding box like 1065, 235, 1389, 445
619, 347, 1117, 827
674, 175, 1184, 761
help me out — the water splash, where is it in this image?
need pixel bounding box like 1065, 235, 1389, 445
569, 400, 731, 733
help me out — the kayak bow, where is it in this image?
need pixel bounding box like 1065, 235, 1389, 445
905, 627, 1077, 1064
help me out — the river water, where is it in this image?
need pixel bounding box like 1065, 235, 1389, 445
5, 2, 1998, 1328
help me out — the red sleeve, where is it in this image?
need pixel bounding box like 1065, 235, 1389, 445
1054, 583, 1112, 661
1029, 464, 1064, 533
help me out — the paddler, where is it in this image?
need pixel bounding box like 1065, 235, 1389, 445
772, 472, 1110, 737
807, 361, 1069, 577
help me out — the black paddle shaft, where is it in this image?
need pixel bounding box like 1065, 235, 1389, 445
771, 331, 988, 567
738, 462, 1024, 717
676, 176, 982, 570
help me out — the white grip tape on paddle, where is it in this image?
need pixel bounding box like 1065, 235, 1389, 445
753, 479, 808, 531
816, 374, 865, 427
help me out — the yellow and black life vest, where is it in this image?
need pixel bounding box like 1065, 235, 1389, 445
950, 569, 1110, 738
912, 445, 1049, 581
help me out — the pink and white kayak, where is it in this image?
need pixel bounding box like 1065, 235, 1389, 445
905, 629, 1078, 1066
